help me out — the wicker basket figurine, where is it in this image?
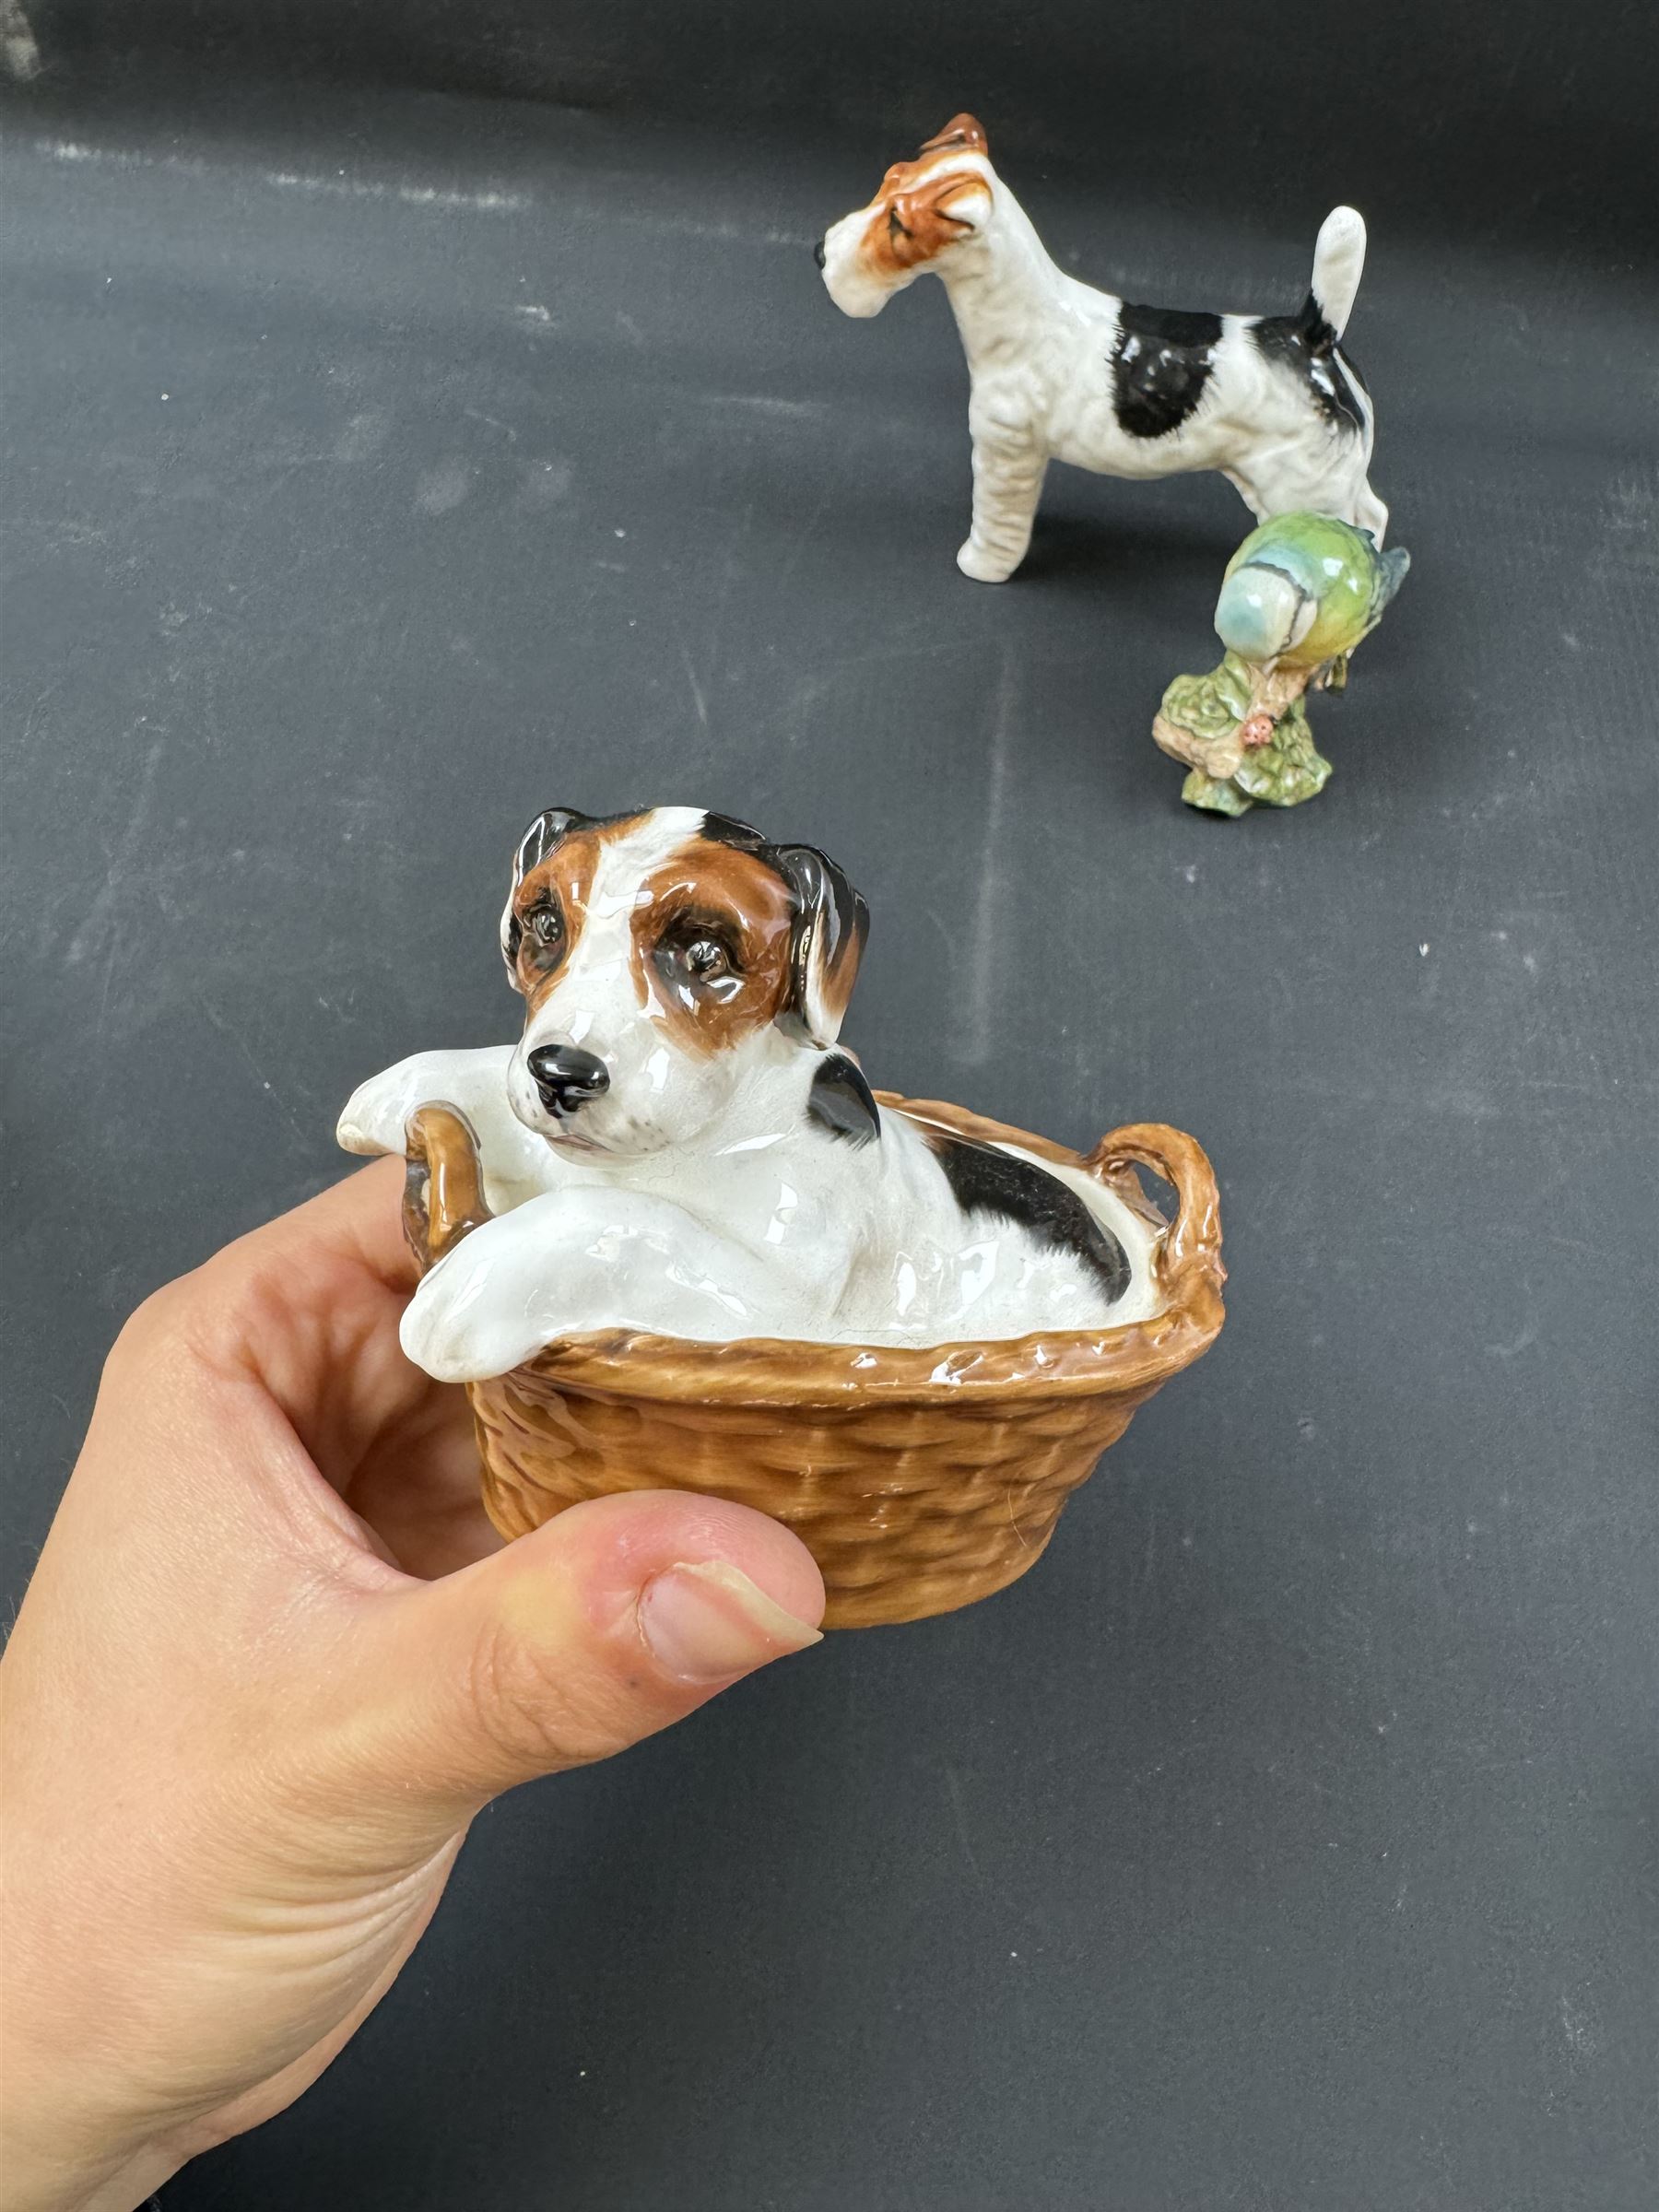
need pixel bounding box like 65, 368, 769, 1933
401, 1097, 1224, 1629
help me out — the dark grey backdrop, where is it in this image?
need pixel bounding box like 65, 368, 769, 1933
3, 5, 1656, 2207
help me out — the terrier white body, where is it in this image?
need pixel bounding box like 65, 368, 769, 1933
339, 807, 1160, 1383
818, 115, 1386, 582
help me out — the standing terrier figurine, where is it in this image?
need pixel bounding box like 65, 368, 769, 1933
1153, 512, 1410, 815
817, 114, 1387, 582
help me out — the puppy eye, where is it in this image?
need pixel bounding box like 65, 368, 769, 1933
655, 921, 742, 1000
526, 903, 563, 949
686, 936, 731, 981
888, 207, 912, 241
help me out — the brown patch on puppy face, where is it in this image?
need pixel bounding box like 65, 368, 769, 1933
507, 816, 644, 1010
631, 838, 797, 1055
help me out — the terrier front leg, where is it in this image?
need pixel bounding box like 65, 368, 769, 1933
958, 432, 1047, 583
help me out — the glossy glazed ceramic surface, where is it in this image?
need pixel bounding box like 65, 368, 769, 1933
1152, 511, 1411, 813
339, 806, 1164, 1382
400, 1098, 1225, 1628
818, 116, 1387, 581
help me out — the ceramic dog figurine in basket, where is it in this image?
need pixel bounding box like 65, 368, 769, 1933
818, 114, 1387, 583
339, 806, 1225, 1627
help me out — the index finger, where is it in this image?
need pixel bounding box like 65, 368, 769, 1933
222, 1155, 418, 1300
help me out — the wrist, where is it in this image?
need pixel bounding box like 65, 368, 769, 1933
0, 2116, 179, 2212
0, 2019, 182, 2212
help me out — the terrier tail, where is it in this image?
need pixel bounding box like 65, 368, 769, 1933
1307, 206, 1367, 343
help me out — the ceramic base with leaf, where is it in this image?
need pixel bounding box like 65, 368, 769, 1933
339, 806, 1224, 1627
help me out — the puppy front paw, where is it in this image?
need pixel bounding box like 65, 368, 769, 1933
400, 1241, 550, 1384
336, 1069, 412, 1158
956, 537, 1018, 583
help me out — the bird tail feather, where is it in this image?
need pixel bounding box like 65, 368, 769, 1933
1376, 543, 1411, 610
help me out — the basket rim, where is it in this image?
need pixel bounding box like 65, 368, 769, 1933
405, 1092, 1226, 1409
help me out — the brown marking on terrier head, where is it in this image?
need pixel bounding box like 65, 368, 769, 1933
858, 116, 994, 279
919, 113, 989, 156
863, 180, 991, 275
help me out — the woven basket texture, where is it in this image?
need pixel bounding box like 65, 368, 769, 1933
402, 1094, 1225, 1629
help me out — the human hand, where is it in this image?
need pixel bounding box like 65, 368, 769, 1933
0, 1161, 825, 2211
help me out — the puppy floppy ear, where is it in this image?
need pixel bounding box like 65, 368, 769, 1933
766, 844, 870, 1046
499, 806, 588, 987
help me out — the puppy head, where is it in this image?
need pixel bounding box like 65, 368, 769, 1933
818, 114, 995, 318
500, 806, 868, 1157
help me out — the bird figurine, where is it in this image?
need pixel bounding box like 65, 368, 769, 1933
1153, 512, 1410, 814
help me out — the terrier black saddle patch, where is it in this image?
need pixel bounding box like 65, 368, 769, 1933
1110, 303, 1223, 441
1250, 295, 1367, 433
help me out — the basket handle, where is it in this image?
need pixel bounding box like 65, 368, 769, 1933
1088, 1123, 1225, 1308
402, 1103, 494, 1274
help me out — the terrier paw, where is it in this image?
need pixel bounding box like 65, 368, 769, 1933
956, 538, 1018, 583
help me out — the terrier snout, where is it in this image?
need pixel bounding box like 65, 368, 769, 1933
813, 236, 827, 269
527, 1043, 610, 1114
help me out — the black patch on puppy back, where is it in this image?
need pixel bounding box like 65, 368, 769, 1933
924, 1130, 1130, 1306
1250, 296, 1367, 432
806, 1053, 881, 1147
1110, 303, 1222, 441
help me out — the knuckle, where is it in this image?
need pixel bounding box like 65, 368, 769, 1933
106, 1275, 199, 1375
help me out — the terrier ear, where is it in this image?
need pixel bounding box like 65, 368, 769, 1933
929, 175, 993, 230
921, 113, 988, 156
765, 843, 870, 1046
499, 807, 590, 986
885, 171, 993, 265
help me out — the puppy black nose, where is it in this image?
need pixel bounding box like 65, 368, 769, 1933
527, 1044, 610, 1114
813, 237, 827, 269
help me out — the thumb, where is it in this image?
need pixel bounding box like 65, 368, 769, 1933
335, 1491, 825, 1840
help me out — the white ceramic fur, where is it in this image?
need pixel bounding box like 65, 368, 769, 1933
818, 119, 1386, 582
341, 1046, 1159, 1383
